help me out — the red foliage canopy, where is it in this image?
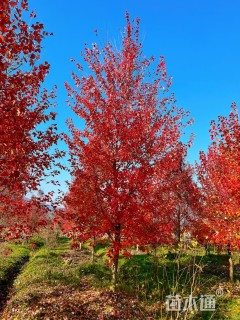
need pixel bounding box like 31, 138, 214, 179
63, 13, 193, 278
197, 104, 240, 248
0, 0, 59, 239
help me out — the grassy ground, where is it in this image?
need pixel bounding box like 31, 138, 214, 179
0, 238, 239, 319
0, 241, 32, 313
2, 237, 153, 319
0, 242, 31, 281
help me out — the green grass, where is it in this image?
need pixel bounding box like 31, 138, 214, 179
28, 236, 45, 248
0, 242, 30, 282
1, 239, 239, 319
117, 250, 239, 319
8, 237, 81, 305
78, 262, 111, 287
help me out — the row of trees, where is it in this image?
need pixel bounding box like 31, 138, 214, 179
1, 1, 239, 285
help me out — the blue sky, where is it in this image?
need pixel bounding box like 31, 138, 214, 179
28, 0, 240, 194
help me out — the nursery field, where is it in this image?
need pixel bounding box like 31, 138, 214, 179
0, 236, 239, 320
1, 1, 240, 319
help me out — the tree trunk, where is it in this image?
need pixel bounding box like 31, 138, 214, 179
111, 254, 119, 291
91, 248, 95, 263
227, 243, 233, 282
229, 256, 234, 282
91, 236, 96, 263
111, 224, 121, 291
177, 206, 181, 244
204, 242, 210, 255
153, 244, 157, 257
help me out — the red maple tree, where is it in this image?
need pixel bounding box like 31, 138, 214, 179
132, 144, 201, 250
169, 149, 202, 245
64, 14, 192, 288
0, 0, 60, 239
197, 104, 240, 249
